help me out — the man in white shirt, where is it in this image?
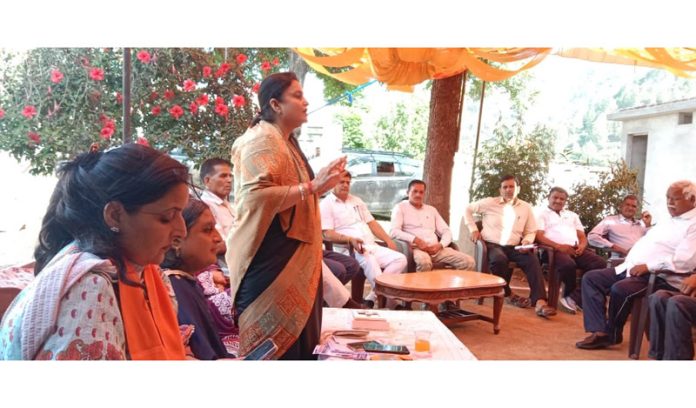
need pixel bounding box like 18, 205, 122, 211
576, 180, 696, 350
320, 171, 407, 307
587, 194, 652, 258
535, 187, 607, 314
199, 158, 236, 241
390, 180, 475, 272
464, 175, 555, 318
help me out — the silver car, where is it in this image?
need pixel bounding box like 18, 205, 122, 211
343, 149, 423, 219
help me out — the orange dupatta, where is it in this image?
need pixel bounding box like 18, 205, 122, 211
117, 263, 185, 360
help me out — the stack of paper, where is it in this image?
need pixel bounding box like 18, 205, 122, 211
351, 310, 390, 331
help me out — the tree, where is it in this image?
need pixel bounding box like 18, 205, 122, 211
0, 48, 289, 174
334, 109, 371, 149
423, 73, 465, 223
373, 100, 428, 159
567, 160, 640, 233
470, 122, 556, 206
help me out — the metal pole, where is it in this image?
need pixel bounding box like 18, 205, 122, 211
468, 80, 486, 196
122, 48, 132, 143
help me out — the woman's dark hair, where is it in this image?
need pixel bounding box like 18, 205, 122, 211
161, 198, 210, 271
34, 144, 190, 284
250, 71, 299, 127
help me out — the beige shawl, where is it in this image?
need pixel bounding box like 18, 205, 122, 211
226, 121, 322, 357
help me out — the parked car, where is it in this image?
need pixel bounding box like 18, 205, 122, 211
342, 149, 423, 218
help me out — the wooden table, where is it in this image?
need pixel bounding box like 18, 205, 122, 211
375, 270, 506, 334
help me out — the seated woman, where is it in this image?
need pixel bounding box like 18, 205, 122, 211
0, 144, 190, 360
161, 199, 238, 359
195, 263, 239, 354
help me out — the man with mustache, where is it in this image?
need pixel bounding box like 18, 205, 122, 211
576, 180, 696, 350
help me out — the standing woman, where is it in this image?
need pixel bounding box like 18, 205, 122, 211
0, 144, 189, 360
228, 72, 346, 359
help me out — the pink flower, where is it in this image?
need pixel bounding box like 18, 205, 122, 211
136, 50, 151, 64
183, 79, 195, 92
195, 94, 209, 106
100, 126, 114, 140
169, 104, 184, 119
50, 69, 64, 84
272, 57, 279, 66
214, 103, 228, 117
252, 83, 260, 93
149, 91, 159, 101
260, 61, 271, 71
202, 66, 212, 78
136, 136, 149, 146
236, 53, 247, 65
232, 95, 245, 108
164, 90, 175, 100
101, 117, 116, 130
89, 68, 104, 81
189, 102, 198, 114
28, 131, 41, 144
0, 108, 5, 119
151, 106, 161, 116
115, 92, 123, 104
214, 96, 225, 106
22, 105, 37, 119
215, 62, 232, 78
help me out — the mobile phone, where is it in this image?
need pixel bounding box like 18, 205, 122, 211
347, 340, 381, 351
363, 342, 410, 355
243, 338, 278, 360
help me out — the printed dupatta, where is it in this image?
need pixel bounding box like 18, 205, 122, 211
227, 121, 322, 358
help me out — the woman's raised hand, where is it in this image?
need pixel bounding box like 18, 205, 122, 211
311, 156, 347, 196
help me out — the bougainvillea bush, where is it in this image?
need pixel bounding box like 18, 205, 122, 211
0, 48, 287, 174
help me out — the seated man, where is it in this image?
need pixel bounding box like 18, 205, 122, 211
576, 180, 696, 350
320, 171, 407, 307
390, 180, 475, 272
588, 194, 652, 259
535, 187, 606, 314
321, 260, 363, 309
464, 174, 555, 318
199, 158, 236, 241
648, 275, 696, 360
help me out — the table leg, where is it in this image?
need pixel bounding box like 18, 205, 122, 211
377, 295, 387, 309
493, 295, 503, 334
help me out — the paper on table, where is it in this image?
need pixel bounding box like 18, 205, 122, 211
313, 335, 370, 360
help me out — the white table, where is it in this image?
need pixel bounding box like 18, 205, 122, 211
320, 307, 477, 360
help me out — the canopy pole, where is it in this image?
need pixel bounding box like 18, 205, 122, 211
468, 80, 486, 197
122, 48, 132, 143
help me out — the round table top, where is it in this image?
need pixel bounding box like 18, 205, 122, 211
375, 270, 506, 292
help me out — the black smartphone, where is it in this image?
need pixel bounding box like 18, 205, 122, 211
243, 338, 278, 360
346, 340, 381, 351
363, 342, 410, 355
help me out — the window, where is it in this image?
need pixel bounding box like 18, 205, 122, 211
376, 161, 395, 175
347, 157, 373, 177
678, 112, 693, 125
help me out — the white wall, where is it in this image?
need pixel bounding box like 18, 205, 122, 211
621, 113, 696, 223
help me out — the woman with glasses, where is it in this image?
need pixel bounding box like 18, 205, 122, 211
0, 144, 190, 360
161, 198, 238, 359
227, 72, 346, 359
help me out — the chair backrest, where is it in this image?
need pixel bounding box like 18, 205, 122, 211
0, 287, 22, 321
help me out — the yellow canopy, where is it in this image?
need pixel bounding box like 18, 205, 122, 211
294, 48, 696, 90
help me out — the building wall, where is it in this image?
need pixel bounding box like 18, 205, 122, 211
620, 113, 696, 223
